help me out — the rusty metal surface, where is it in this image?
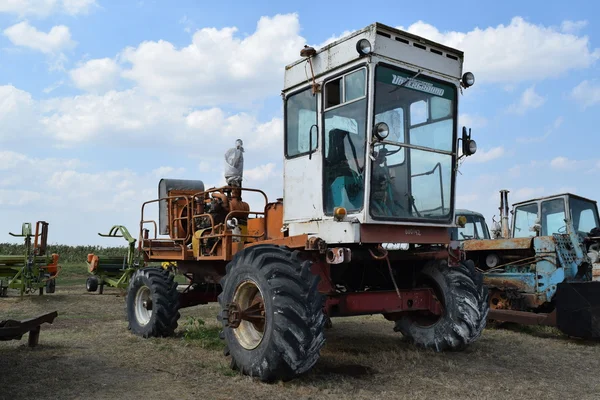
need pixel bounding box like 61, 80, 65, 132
489, 309, 556, 326
463, 237, 533, 251
360, 224, 450, 244
325, 288, 441, 317
245, 234, 309, 249
326, 247, 351, 264
265, 200, 284, 240
484, 273, 535, 292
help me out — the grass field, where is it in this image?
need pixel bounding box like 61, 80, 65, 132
2, 264, 600, 400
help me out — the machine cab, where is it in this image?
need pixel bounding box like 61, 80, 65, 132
282, 23, 475, 243
451, 210, 491, 241
512, 193, 600, 238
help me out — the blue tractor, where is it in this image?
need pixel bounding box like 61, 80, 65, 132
463, 190, 600, 338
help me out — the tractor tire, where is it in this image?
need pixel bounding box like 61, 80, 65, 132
126, 268, 180, 338
218, 245, 326, 382
86, 276, 99, 292
394, 260, 489, 351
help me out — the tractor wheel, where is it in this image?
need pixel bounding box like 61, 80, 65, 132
45, 276, 56, 294
218, 245, 326, 382
86, 276, 99, 292
125, 268, 180, 338
394, 260, 489, 351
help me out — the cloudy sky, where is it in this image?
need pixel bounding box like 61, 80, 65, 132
0, 0, 598, 245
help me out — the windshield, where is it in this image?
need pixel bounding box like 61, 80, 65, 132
370, 65, 456, 221
451, 215, 491, 241
569, 197, 600, 234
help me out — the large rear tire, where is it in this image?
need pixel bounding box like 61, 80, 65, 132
394, 260, 489, 351
126, 268, 180, 338
218, 245, 326, 382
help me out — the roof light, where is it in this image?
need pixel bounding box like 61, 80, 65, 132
461, 72, 475, 88
356, 39, 372, 56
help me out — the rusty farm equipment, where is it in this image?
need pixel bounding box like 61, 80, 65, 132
86, 225, 139, 294
124, 23, 489, 382
0, 222, 60, 296
463, 190, 600, 339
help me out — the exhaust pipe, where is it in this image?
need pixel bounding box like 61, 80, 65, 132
499, 190, 510, 239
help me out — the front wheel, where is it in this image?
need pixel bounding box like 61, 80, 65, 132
125, 268, 180, 338
218, 245, 326, 382
394, 260, 489, 351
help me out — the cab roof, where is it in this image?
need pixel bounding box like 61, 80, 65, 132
512, 193, 597, 207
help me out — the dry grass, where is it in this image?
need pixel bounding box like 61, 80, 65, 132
2, 278, 600, 400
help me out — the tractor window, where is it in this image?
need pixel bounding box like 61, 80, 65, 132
570, 197, 599, 234
374, 108, 405, 165
475, 219, 491, 239
541, 199, 566, 236
286, 87, 317, 158
323, 68, 367, 214
513, 203, 538, 238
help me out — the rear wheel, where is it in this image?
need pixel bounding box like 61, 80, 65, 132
218, 245, 326, 382
126, 268, 180, 338
394, 260, 489, 351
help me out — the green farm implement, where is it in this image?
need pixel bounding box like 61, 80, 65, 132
0, 222, 60, 296
85, 225, 138, 294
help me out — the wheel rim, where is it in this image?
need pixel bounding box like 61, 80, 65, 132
134, 285, 153, 326
231, 280, 265, 350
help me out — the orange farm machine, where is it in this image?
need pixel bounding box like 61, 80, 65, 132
124, 23, 488, 382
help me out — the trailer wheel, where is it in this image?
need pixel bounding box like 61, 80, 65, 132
126, 268, 179, 338
394, 260, 489, 351
218, 245, 325, 382
86, 276, 99, 292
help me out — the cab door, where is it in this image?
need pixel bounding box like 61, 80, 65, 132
283, 86, 323, 222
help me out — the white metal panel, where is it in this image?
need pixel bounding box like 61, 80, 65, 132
283, 151, 323, 221
288, 220, 361, 243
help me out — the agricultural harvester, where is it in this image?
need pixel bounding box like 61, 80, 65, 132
125, 23, 489, 381
0, 222, 59, 296
463, 190, 600, 338
86, 225, 138, 294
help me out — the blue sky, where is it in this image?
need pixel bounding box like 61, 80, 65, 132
0, 0, 599, 245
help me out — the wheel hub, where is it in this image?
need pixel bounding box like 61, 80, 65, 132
227, 280, 266, 350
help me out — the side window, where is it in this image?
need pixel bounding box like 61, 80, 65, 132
286, 88, 317, 158
513, 204, 538, 238
541, 199, 566, 236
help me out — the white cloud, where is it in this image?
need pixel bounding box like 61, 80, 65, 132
516, 116, 563, 143
0, 85, 39, 142
508, 86, 545, 114
561, 20, 588, 34
3, 21, 75, 54
70, 58, 120, 93
571, 80, 600, 109
0, 0, 97, 17
459, 113, 487, 129
401, 17, 599, 84
120, 13, 305, 106
245, 163, 277, 182
152, 166, 185, 178
468, 146, 505, 163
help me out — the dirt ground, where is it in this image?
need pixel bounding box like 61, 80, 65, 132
2, 278, 600, 400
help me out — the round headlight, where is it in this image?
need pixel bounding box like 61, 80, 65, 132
468, 140, 477, 155
374, 122, 389, 140
356, 39, 372, 56
462, 72, 475, 88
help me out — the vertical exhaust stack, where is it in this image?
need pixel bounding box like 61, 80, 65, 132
499, 190, 510, 239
